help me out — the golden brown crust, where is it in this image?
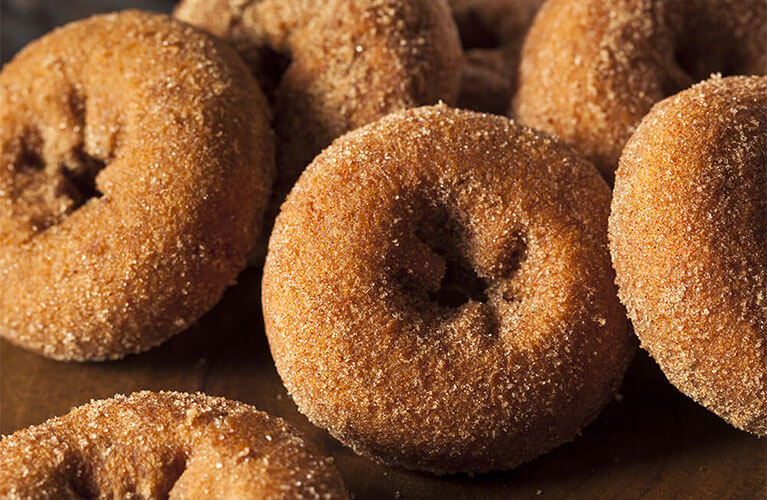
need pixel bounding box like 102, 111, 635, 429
0, 391, 349, 499
174, 0, 462, 209
449, 0, 544, 114
0, 11, 275, 361
513, 0, 767, 181
262, 105, 634, 473
609, 75, 767, 436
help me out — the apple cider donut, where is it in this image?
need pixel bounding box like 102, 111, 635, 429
449, 0, 544, 114
610, 76, 767, 436
174, 0, 462, 209
0, 11, 275, 361
0, 391, 349, 499
262, 105, 634, 473
513, 0, 767, 181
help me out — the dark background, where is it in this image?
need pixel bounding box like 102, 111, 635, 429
1, 0, 175, 63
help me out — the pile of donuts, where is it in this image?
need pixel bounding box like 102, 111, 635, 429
1, 0, 764, 496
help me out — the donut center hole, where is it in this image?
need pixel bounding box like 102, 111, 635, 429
397, 201, 529, 311
157, 452, 189, 498
59, 149, 106, 210
68, 473, 97, 499
455, 11, 500, 50
429, 243, 488, 308
9, 133, 107, 232
414, 218, 489, 308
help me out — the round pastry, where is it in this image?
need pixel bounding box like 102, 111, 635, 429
513, 0, 767, 181
262, 105, 634, 473
449, 0, 544, 114
0, 11, 275, 361
0, 391, 349, 499
609, 75, 767, 436
174, 0, 462, 209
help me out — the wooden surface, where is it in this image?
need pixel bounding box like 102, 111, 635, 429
1, 2, 765, 499
2, 267, 765, 499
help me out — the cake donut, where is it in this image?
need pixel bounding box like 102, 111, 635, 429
174, 0, 462, 210
0, 11, 275, 361
262, 105, 634, 473
0, 391, 349, 499
449, 0, 544, 114
513, 0, 767, 180
609, 76, 767, 436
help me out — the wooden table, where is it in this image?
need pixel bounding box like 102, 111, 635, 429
2, 267, 765, 499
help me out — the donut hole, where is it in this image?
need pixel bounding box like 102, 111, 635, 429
7, 133, 107, 233
58, 149, 106, 210
395, 200, 530, 312
66, 461, 97, 498
455, 10, 500, 50
57, 92, 107, 211
154, 451, 189, 497
425, 238, 489, 308
408, 207, 489, 309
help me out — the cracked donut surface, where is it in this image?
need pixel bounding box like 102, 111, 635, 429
0, 10, 275, 361
262, 105, 634, 473
610, 76, 767, 436
0, 391, 349, 499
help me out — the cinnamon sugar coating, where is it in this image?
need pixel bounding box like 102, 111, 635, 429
0, 391, 349, 499
262, 105, 634, 473
610, 76, 767, 436
0, 11, 275, 361
449, 0, 543, 114
513, 0, 767, 181
174, 0, 462, 212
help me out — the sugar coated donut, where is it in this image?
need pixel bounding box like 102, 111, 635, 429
609, 75, 767, 436
513, 0, 767, 180
262, 105, 634, 473
449, 0, 544, 114
0, 11, 275, 361
175, 0, 462, 206
0, 391, 349, 499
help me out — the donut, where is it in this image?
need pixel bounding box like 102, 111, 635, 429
0, 11, 274, 361
449, 0, 544, 114
262, 105, 634, 473
512, 0, 767, 181
174, 0, 463, 213
609, 76, 767, 436
0, 391, 349, 499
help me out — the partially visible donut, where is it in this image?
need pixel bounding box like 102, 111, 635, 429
513, 0, 767, 181
609, 76, 767, 436
262, 105, 634, 473
174, 0, 462, 210
0, 11, 274, 361
449, 0, 544, 114
0, 391, 349, 499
